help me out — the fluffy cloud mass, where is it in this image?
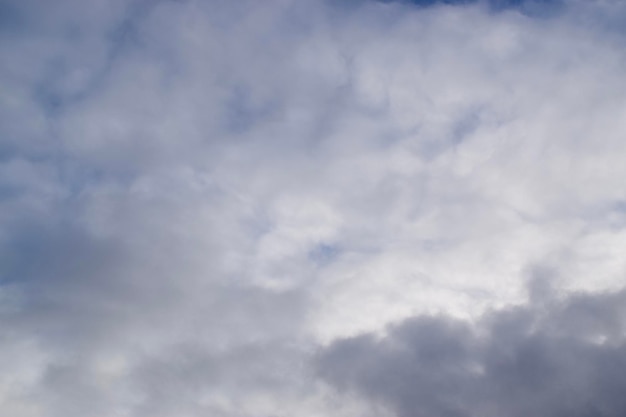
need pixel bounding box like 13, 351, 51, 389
1, 0, 626, 416
317, 282, 626, 417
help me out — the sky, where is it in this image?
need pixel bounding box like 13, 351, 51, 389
1, 0, 626, 416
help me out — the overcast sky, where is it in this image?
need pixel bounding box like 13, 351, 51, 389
2, 0, 626, 416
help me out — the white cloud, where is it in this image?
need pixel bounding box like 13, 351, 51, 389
2, 0, 626, 415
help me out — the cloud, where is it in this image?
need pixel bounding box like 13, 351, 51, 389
2, 0, 626, 416
317, 284, 626, 417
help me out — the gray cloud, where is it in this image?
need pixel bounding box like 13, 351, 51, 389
317, 284, 626, 417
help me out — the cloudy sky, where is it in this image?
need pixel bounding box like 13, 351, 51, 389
2, 0, 626, 416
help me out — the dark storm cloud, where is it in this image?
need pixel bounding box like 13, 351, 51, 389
317, 285, 626, 417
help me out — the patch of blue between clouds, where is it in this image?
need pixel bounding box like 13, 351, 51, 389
29, 0, 161, 118
308, 243, 340, 266
377, 0, 564, 16
0, 0, 23, 34
223, 85, 281, 135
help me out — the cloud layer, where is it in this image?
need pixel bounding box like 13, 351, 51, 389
2, 0, 626, 416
